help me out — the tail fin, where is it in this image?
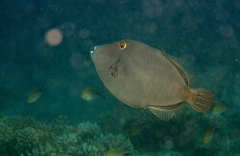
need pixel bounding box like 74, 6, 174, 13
187, 88, 214, 113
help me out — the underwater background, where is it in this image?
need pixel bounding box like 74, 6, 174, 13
0, 0, 240, 155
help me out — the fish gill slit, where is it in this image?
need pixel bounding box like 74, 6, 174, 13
110, 57, 122, 77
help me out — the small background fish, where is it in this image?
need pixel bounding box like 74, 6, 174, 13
81, 87, 106, 101
212, 103, 229, 115
27, 83, 46, 103
203, 122, 215, 143
130, 123, 146, 136
105, 145, 132, 156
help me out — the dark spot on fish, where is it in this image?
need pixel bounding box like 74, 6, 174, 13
110, 57, 122, 77
111, 66, 118, 77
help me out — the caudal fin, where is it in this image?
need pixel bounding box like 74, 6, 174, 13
187, 88, 214, 113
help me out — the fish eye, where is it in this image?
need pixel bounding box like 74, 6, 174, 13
119, 42, 127, 49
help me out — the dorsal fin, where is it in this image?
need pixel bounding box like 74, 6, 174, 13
161, 49, 194, 86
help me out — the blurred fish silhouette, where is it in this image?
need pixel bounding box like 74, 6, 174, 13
27, 83, 46, 103
91, 39, 214, 121
203, 122, 214, 143
105, 145, 132, 156
212, 102, 230, 115
81, 87, 106, 101
130, 123, 146, 136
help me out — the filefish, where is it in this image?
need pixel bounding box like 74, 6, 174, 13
105, 145, 132, 156
27, 83, 45, 103
212, 103, 227, 115
81, 87, 106, 101
90, 39, 214, 121
203, 122, 214, 143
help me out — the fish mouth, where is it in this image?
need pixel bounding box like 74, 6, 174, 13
90, 46, 97, 55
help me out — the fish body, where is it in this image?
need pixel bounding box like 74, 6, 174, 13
204, 122, 214, 143
106, 146, 131, 156
212, 103, 227, 115
81, 87, 105, 101
28, 84, 45, 103
91, 39, 214, 121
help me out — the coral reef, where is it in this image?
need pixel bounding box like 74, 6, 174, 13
77, 121, 101, 136
0, 122, 14, 145
15, 127, 39, 147
0, 115, 133, 156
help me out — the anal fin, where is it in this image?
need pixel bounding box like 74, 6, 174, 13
147, 103, 185, 121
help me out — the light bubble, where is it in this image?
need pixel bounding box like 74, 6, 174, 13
37, 17, 51, 29
45, 28, 63, 46
170, 126, 179, 135
49, 4, 63, 14
25, 1, 36, 12
155, 130, 163, 138
219, 25, 234, 38
164, 135, 172, 141
69, 80, 85, 96
79, 28, 90, 39
76, 67, 95, 78
142, 0, 163, 18
165, 140, 173, 149
144, 22, 157, 33
60, 22, 75, 36
70, 53, 85, 69
82, 39, 95, 51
